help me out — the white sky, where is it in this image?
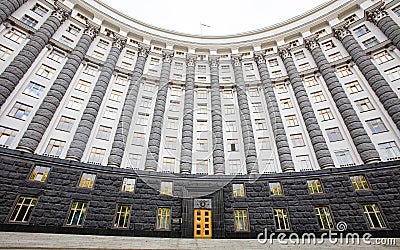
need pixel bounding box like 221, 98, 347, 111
103, 0, 331, 36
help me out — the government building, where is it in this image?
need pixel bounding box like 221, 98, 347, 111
0, 0, 399, 239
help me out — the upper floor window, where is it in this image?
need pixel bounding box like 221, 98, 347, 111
110, 90, 123, 102
223, 89, 234, 98
362, 37, 380, 49
326, 127, 343, 142
304, 76, 318, 87
121, 178, 136, 192
128, 154, 141, 169
336, 66, 352, 77
56, 116, 75, 132
97, 39, 109, 49
385, 66, 400, 82
36, 64, 56, 79
321, 40, 335, 51
260, 159, 276, 174
92, 50, 104, 59
0, 126, 17, 148
165, 136, 177, 150
76, 13, 88, 23
286, 115, 298, 127
298, 62, 311, 71
226, 121, 237, 132
311, 91, 326, 103
248, 88, 259, 97
350, 175, 370, 191
366, 118, 388, 134
269, 182, 283, 196
23, 82, 44, 98
276, 84, 287, 93
265, 48, 274, 55
290, 133, 305, 147
174, 62, 183, 70
293, 50, 305, 60
60, 36, 74, 47
392, 5, 400, 16
88, 147, 105, 164
9, 196, 37, 223
232, 183, 245, 197
44, 138, 65, 157
66, 96, 84, 111
124, 50, 135, 59
31, 3, 48, 16
115, 75, 128, 86
132, 132, 145, 146
67, 24, 81, 36
197, 65, 207, 73
345, 81, 363, 94
225, 105, 235, 115
258, 137, 271, 150
343, 14, 358, 24
143, 83, 154, 92
373, 50, 393, 64
378, 141, 400, 160
307, 180, 323, 194
228, 159, 242, 175
268, 58, 278, 67
197, 138, 208, 151
271, 70, 282, 78
227, 139, 239, 152
314, 29, 327, 37
136, 113, 149, 126
280, 98, 293, 109
221, 65, 230, 73
103, 106, 118, 120
8, 102, 32, 121
244, 63, 254, 71
318, 108, 334, 121
335, 150, 354, 166
75, 79, 91, 93
28, 166, 50, 182
0, 45, 13, 61
353, 25, 370, 37
289, 40, 300, 48
4, 28, 25, 43
252, 102, 263, 113
97, 125, 112, 141
160, 182, 173, 195
20, 15, 38, 28
355, 98, 374, 112
297, 155, 313, 171
255, 119, 267, 130
170, 87, 182, 96
197, 90, 208, 99
329, 52, 342, 62
83, 64, 98, 76
48, 49, 65, 63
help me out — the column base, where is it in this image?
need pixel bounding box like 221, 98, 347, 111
15, 146, 34, 154
363, 158, 381, 165
65, 156, 81, 162
320, 163, 335, 170
180, 170, 191, 174
282, 168, 296, 173
107, 162, 121, 168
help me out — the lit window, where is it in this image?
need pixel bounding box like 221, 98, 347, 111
258, 137, 271, 150
20, 15, 38, 28
355, 98, 374, 112
66, 201, 88, 226
232, 183, 245, 197
121, 178, 136, 192
97, 125, 112, 141
36, 64, 56, 79
234, 210, 249, 231
4, 28, 25, 43
326, 127, 343, 142
392, 5, 400, 16
83, 64, 98, 76
294, 50, 305, 60
137, 113, 149, 126
8, 102, 32, 121
174, 62, 183, 70
350, 175, 370, 191
97, 39, 109, 49
75, 79, 91, 93
23, 82, 44, 98
44, 139, 65, 157
223, 89, 234, 98
336, 66, 352, 78
166, 118, 178, 130
128, 154, 141, 169
307, 180, 323, 194
298, 62, 311, 71
260, 159, 276, 174
227, 139, 239, 152
78, 173, 96, 188
269, 182, 283, 196
160, 181, 173, 195
156, 207, 171, 230
363, 37, 380, 49
56, 116, 75, 132
311, 91, 326, 103
297, 155, 313, 171
8, 196, 37, 223
271, 70, 282, 78
345, 81, 363, 94
226, 121, 237, 132
113, 205, 131, 228
286, 115, 298, 127
132, 132, 145, 146
67, 96, 84, 111
92, 50, 104, 59
366, 118, 388, 134
197, 138, 208, 151
48, 49, 65, 63
274, 208, 290, 230
225, 105, 235, 115
329, 52, 342, 62
318, 108, 334, 121
255, 119, 267, 130
197, 65, 207, 73
103, 106, 118, 120
124, 50, 135, 59
280, 98, 293, 109
110, 90, 123, 102
76, 13, 88, 23
379, 141, 400, 160
353, 25, 370, 37
252, 102, 263, 113
197, 120, 208, 131
168, 101, 180, 112
343, 14, 358, 24
373, 50, 393, 64
363, 204, 387, 229
268, 58, 279, 67
315, 207, 334, 230
229, 159, 242, 175
67, 24, 81, 36
0, 44, 13, 61
196, 160, 208, 175
314, 29, 327, 37
88, 147, 105, 164
60, 36, 74, 47
385, 66, 400, 81
28, 166, 50, 182
0, 126, 17, 147
165, 136, 177, 149
31, 3, 48, 16
321, 40, 335, 51
291, 133, 305, 147
276, 84, 287, 93
197, 90, 208, 99
141, 97, 152, 108
334, 150, 354, 166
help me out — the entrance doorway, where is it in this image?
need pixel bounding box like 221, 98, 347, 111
194, 209, 212, 238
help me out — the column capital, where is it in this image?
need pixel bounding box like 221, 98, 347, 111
51, 7, 70, 23
186, 53, 196, 67
253, 51, 266, 65
138, 44, 151, 58
333, 23, 351, 41
365, 2, 388, 25
208, 55, 219, 68
162, 49, 174, 63
112, 36, 127, 51
304, 35, 320, 52
83, 23, 99, 39
231, 54, 242, 67
278, 45, 292, 60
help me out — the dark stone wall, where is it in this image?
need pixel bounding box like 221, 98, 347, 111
0, 148, 399, 238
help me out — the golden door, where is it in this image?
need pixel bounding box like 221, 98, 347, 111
194, 209, 212, 238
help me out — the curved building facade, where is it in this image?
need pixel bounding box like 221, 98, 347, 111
0, 0, 399, 239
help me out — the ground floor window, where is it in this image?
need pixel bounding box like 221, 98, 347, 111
114, 205, 131, 228
362, 204, 386, 229
234, 209, 249, 231
314, 206, 334, 230
157, 207, 171, 230
66, 201, 88, 226
9, 196, 37, 222
273, 208, 290, 230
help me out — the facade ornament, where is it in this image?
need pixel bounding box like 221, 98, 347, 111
45, 44, 53, 51
112, 37, 127, 51
186, 54, 196, 67
162, 50, 174, 63
3, 21, 11, 29
137, 44, 151, 58
278, 45, 292, 60
51, 7, 70, 23
208, 56, 219, 68
365, 2, 388, 25
83, 23, 99, 39
231, 54, 242, 67
304, 35, 320, 52
333, 23, 351, 41
253, 51, 266, 65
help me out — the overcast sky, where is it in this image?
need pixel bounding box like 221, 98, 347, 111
103, 0, 331, 35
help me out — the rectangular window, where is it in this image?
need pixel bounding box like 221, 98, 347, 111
298, 62, 311, 71
197, 104, 207, 114
223, 89, 234, 98
168, 101, 180, 112
56, 116, 75, 132
196, 160, 208, 175
31, 3, 48, 16
78, 173, 96, 188
127, 154, 141, 169
166, 118, 178, 130
221, 76, 231, 83
197, 138, 208, 151
92, 50, 104, 59
44, 139, 65, 157
23, 81, 44, 99
336, 66, 352, 78
121, 178, 136, 192
255, 119, 267, 130
8, 102, 32, 121
197, 120, 208, 131
271, 70, 282, 78
227, 139, 239, 152
234, 210, 249, 231
67, 24, 81, 36
289, 40, 300, 48
121, 61, 132, 69
363, 204, 387, 229
232, 183, 245, 197
66, 201, 88, 226
291, 133, 305, 147
350, 175, 370, 191
136, 113, 149, 126
0, 126, 17, 147
334, 150, 354, 166
378, 141, 400, 160
170, 87, 182, 97
48, 49, 65, 63
318, 108, 334, 121
248, 88, 259, 97
229, 159, 242, 175
294, 50, 305, 60
124, 50, 135, 59
268, 58, 279, 67
28, 166, 50, 182
353, 25, 370, 37
307, 180, 323, 194
103, 106, 118, 120
115, 75, 128, 86
344, 14, 358, 23
315, 207, 334, 230
244, 62, 254, 71
97, 39, 109, 49
297, 155, 313, 171
60, 36, 74, 47
160, 181, 173, 195
9, 196, 37, 222
174, 62, 183, 70
173, 73, 182, 80
326, 127, 343, 142
20, 15, 38, 28
258, 137, 271, 150
75, 79, 91, 93
286, 115, 298, 127
132, 132, 145, 146
329, 52, 343, 62
156, 208, 171, 230
260, 159, 276, 174
76, 13, 88, 23
197, 76, 207, 82
304, 76, 318, 87
311, 91, 326, 103
150, 57, 160, 66
274, 208, 290, 230
197, 65, 207, 73
366, 118, 388, 134
36, 64, 56, 79
363, 37, 380, 49
110, 90, 123, 102
113, 205, 131, 228
276, 84, 287, 93
252, 102, 263, 113
392, 5, 400, 16
226, 121, 237, 132
0, 44, 13, 61
83, 64, 98, 76
162, 158, 175, 173
221, 65, 230, 73
141, 97, 152, 108
197, 90, 208, 99
88, 147, 105, 164
246, 74, 256, 81
225, 105, 235, 115
165, 136, 177, 149
355, 98, 374, 112
321, 40, 336, 51
345, 81, 363, 94
96, 125, 112, 141
315, 29, 327, 37
280, 98, 293, 109
373, 50, 393, 64
269, 182, 283, 196
4, 28, 25, 43
385, 66, 400, 81
67, 96, 84, 111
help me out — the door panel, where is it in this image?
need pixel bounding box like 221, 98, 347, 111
194, 209, 212, 238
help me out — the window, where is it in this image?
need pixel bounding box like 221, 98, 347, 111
227, 139, 239, 152
27, 165, 50, 183
124, 50, 135, 59
321, 40, 335, 51
260, 159, 276, 174
336, 66, 352, 78
83, 64, 98, 76
229, 159, 242, 175
363, 37, 380, 49
271, 70, 282, 78
60, 36, 74, 47
221, 76, 232, 83
97, 39, 109, 49
294, 51, 305, 60
363, 204, 387, 229
197, 76, 207, 82
269, 182, 283, 196
276, 84, 287, 93
160, 181, 173, 195
226, 121, 237, 132
274, 208, 290, 230
335, 150, 354, 166
345, 81, 363, 94
392, 5, 400, 16
0, 45, 13, 61
286, 115, 298, 127
197, 90, 208, 99
66, 201, 88, 226
221, 65, 230, 73
44, 139, 65, 157
128, 154, 141, 169
121, 61, 132, 69
385, 66, 400, 81
166, 118, 178, 130
88, 147, 105, 164
8, 102, 32, 121
174, 62, 183, 70
224, 105, 235, 115
197, 65, 207, 73
353, 25, 370, 37
165, 136, 177, 150
0, 126, 17, 147
197, 138, 208, 151
31, 3, 48, 16
137, 113, 149, 126
56, 116, 75, 132
355, 98, 374, 112
121, 178, 136, 192
247, 74, 256, 81
326, 127, 343, 142
9, 196, 37, 223
75, 79, 91, 93
197, 120, 208, 131
315, 207, 334, 230
132, 132, 145, 146
113, 205, 131, 229
67, 24, 81, 36
78, 173, 96, 188
168, 101, 180, 112
36, 64, 56, 79
141, 97, 152, 108
96, 125, 112, 141
150, 57, 160, 66
373, 50, 393, 64
104, 106, 118, 120
268, 58, 279, 67
170, 87, 182, 97
315, 29, 327, 37
114, 75, 128, 86
232, 184, 245, 197
4, 28, 25, 43
379, 141, 400, 160
76, 13, 88, 23
311, 91, 326, 103
23, 82, 44, 98
344, 14, 358, 24
48, 49, 65, 63
175, 51, 185, 57
329, 52, 342, 62
307, 180, 323, 194
265, 48, 274, 54
92, 50, 104, 59
252, 103, 263, 113
350, 175, 370, 191
318, 108, 334, 121
255, 119, 267, 130
20, 15, 38, 28
303, 77, 318, 88
67, 97, 84, 111
297, 155, 313, 171
156, 208, 171, 230
258, 137, 271, 150
173, 73, 182, 80
197, 104, 207, 114
110, 90, 123, 102
162, 158, 175, 173
248, 88, 259, 97
366, 118, 388, 134
291, 133, 305, 147
223, 89, 234, 98
195, 160, 208, 175
280, 98, 293, 109
234, 210, 249, 231
298, 63, 311, 71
